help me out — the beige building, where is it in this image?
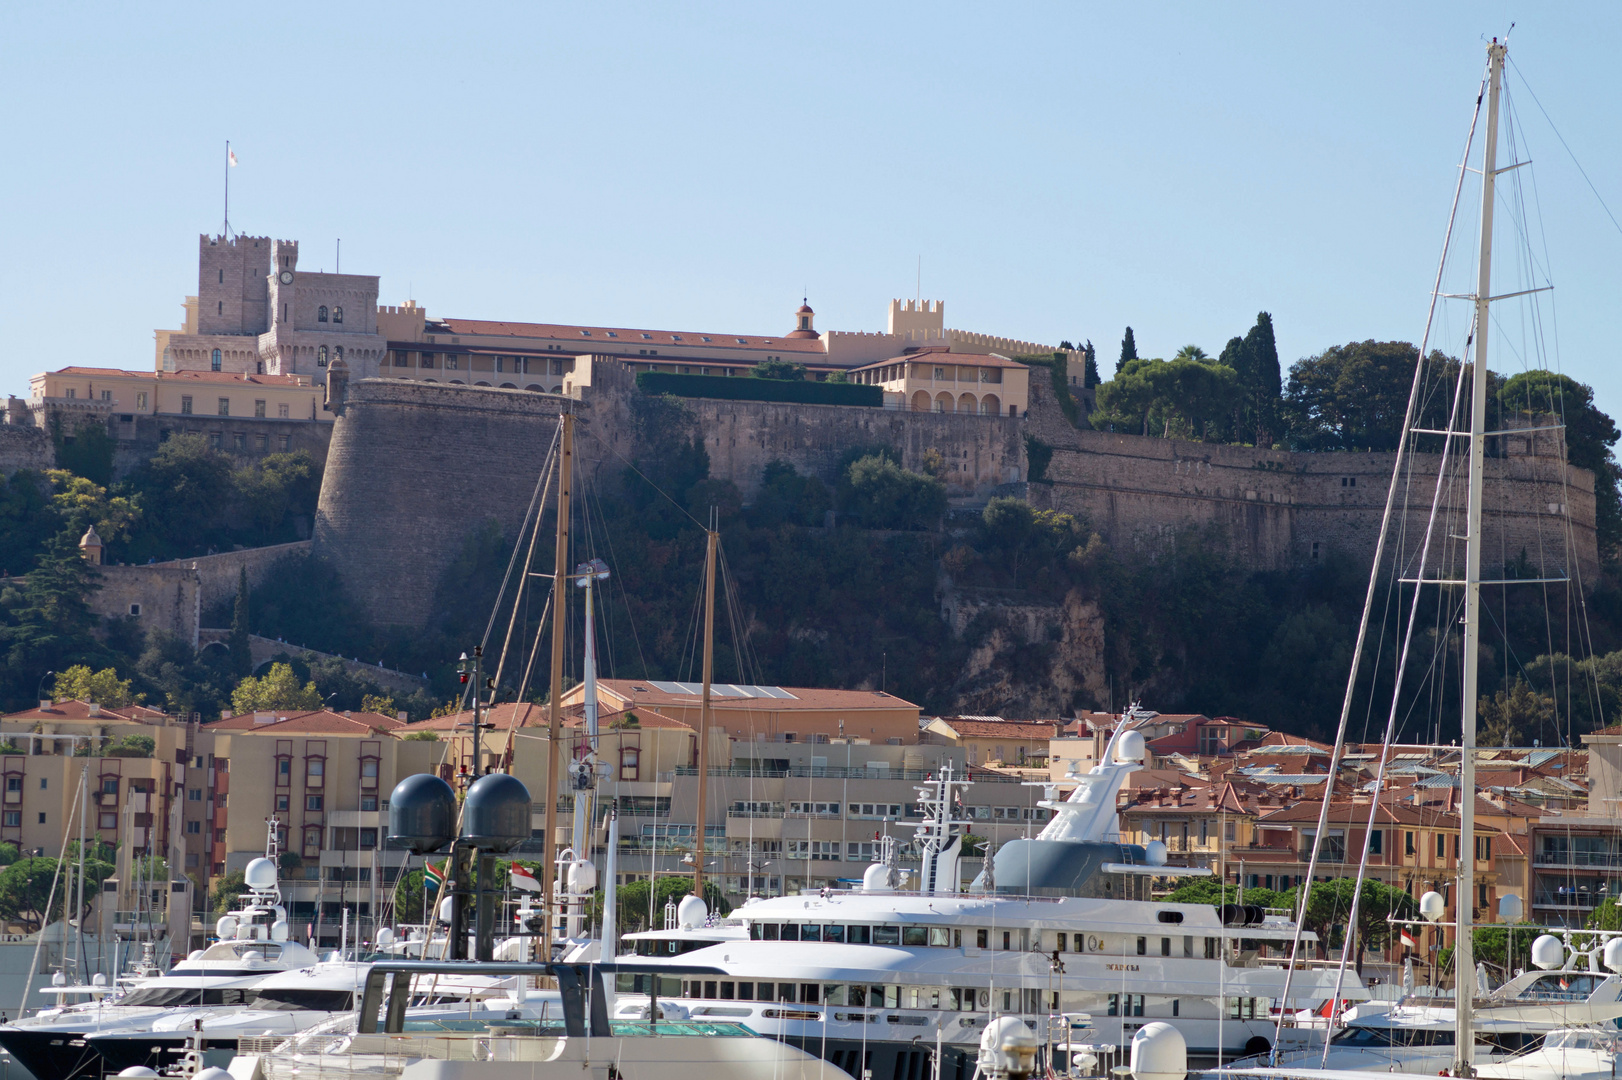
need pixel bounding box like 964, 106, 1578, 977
847, 348, 1032, 417
205, 709, 443, 938
922, 717, 1062, 767
30, 366, 327, 454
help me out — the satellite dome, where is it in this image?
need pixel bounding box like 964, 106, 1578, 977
389, 774, 457, 854
1115, 730, 1147, 763
243, 858, 277, 891
461, 773, 532, 852
677, 895, 708, 929
118, 1069, 159, 1078
1531, 934, 1565, 971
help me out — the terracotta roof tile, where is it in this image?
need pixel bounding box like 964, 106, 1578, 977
207, 709, 407, 735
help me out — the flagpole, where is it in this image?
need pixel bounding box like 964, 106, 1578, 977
224, 140, 230, 237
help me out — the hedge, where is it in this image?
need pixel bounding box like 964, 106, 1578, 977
636, 371, 882, 407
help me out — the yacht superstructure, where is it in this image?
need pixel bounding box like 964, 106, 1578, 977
612, 714, 1364, 1080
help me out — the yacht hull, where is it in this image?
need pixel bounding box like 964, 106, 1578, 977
0, 1028, 111, 1080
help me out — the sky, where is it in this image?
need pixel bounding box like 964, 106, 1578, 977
3, 3, 1620, 415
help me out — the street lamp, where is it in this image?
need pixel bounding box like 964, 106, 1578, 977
36, 670, 54, 705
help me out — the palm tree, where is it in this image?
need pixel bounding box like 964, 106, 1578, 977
1173, 344, 1209, 363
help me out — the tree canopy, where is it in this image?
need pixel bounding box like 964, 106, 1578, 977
231, 662, 322, 714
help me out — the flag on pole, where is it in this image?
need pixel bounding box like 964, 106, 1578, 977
1400, 927, 1417, 949
424, 859, 446, 891
228, 150, 238, 167
509, 863, 541, 892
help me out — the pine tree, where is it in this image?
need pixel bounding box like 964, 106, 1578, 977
1083, 340, 1100, 388
1118, 327, 1138, 373
229, 566, 252, 678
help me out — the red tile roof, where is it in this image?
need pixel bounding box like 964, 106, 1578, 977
594, 679, 917, 714
53, 367, 313, 387
433, 319, 829, 355
933, 718, 1060, 739
207, 709, 407, 735
410, 702, 691, 733
3, 700, 172, 725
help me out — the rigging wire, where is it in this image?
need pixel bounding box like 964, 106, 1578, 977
1507, 57, 1622, 242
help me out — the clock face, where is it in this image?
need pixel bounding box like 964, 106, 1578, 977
279, 270, 294, 284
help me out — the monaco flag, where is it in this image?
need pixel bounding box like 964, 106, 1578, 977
1400, 927, 1417, 949
228, 150, 238, 167
510, 863, 541, 892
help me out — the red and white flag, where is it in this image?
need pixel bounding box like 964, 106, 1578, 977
228, 150, 238, 167
509, 863, 541, 892
1400, 927, 1417, 949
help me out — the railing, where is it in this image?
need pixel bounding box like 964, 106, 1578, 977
674, 765, 1028, 783
1534, 849, 1622, 868
1533, 889, 1613, 908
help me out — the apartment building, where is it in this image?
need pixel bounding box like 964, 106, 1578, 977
204, 709, 443, 935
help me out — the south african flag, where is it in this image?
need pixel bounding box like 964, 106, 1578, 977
424, 859, 447, 891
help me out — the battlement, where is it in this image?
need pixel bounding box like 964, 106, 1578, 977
376, 301, 427, 343
273, 239, 299, 272
889, 298, 945, 337
201, 233, 270, 251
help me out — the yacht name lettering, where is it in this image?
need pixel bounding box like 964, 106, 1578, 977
1106, 963, 1140, 972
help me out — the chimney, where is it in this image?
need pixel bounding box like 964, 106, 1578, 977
88, 703, 100, 717
38, 700, 51, 711
397, 711, 408, 721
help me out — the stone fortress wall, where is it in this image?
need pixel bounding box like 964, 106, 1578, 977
313, 354, 1599, 630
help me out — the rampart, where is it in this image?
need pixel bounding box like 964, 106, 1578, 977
0, 415, 52, 475
314, 355, 1600, 629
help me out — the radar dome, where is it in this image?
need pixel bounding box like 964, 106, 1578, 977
1419, 890, 1446, 922
1130, 1022, 1187, 1080
979, 1017, 1038, 1080
862, 863, 894, 892
677, 895, 708, 929
243, 857, 278, 891
1605, 937, 1622, 974
270, 920, 289, 941
118, 1069, 159, 1078
215, 916, 237, 939
1115, 730, 1147, 763
461, 773, 532, 852
1531, 934, 1565, 970
1499, 893, 1524, 923
377, 928, 395, 946
437, 896, 454, 924
196, 1069, 233, 1080
1145, 840, 1168, 866
567, 859, 597, 894
389, 774, 457, 854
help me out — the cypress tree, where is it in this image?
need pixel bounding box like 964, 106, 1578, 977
1118, 327, 1138, 372
1084, 340, 1100, 388
1243, 312, 1281, 447
229, 566, 252, 678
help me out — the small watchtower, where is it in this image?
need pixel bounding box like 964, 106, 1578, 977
79, 526, 103, 566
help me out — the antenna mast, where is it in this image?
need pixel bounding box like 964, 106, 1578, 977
692, 526, 718, 902
541, 413, 572, 960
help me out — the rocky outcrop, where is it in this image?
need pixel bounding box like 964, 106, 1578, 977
941, 582, 1107, 715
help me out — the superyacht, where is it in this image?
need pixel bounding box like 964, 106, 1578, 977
611, 714, 1364, 1080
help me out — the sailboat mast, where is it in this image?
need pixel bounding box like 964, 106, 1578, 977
692, 528, 718, 902
1456, 36, 1506, 1078
542, 412, 573, 959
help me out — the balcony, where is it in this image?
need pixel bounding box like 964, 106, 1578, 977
1534, 849, 1622, 869
1533, 888, 1615, 909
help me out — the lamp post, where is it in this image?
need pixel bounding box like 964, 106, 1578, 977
36, 670, 54, 705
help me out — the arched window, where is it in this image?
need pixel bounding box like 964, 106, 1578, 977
210, 348, 222, 372
334, 346, 343, 362
317, 305, 329, 323
317, 345, 328, 367
333, 306, 343, 324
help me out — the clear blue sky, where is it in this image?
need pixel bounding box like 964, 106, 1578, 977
4, 3, 1620, 415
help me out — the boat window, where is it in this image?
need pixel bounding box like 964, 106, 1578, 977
824, 984, 846, 1006
779, 923, 800, 941
902, 926, 928, 946
823, 924, 846, 943
801, 925, 822, 942
848, 985, 867, 1006
253, 989, 354, 1011
873, 925, 900, 946
928, 927, 951, 947
1523, 973, 1601, 1000
778, 983, 797, 1003
118, 986, 258, 1008
847, 925, 869, 944
755, 982, 773, 1002
760, 923, 779, 941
